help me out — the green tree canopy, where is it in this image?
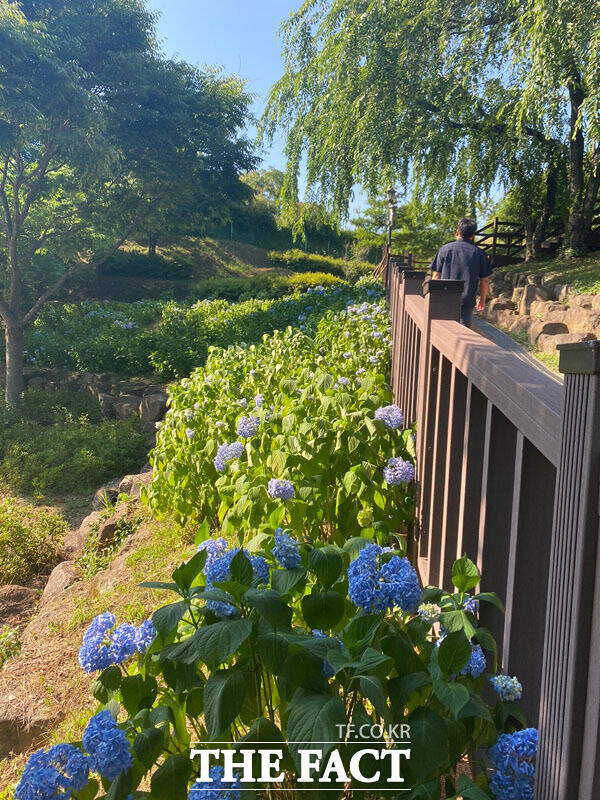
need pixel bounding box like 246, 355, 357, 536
0, 0, 254, 402
262, 0, 600, 256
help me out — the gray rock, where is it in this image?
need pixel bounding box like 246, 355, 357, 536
96, 520, 119, 550
568, 294, 594, 309
118, 471, 152, 499
537, 332, 597, 354
92, 479, 121, 510
529, 300, 565, 317
139, 392, 168, 433
0, 695, 57, 759
97, 392, 115, 419
488, 297, 517, 312
40, 562, 80, 606
114, 394, 140, 420
519, 284, 554, 315
554, 284, 571, 302
527, 320, 570, 346
564, 309, 600, 335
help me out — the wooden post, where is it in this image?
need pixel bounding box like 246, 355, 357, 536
415, 279, 464, 583
492, 216, 499, 265
536, 340, 600, 800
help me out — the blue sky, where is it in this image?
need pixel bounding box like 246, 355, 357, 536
147, 1, 300, 174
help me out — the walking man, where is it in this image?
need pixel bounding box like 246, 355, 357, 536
430, 218, 492, 327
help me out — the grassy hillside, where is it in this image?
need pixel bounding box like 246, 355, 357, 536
503, 252, 600, 295
122, 237, 275, 279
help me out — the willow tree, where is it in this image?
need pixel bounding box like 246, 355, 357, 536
0, 0, 253, 404
262, 0, 600, 255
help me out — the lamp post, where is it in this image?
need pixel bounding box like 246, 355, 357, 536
386, 186, 397, 253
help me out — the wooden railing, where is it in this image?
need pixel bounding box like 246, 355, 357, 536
475, 217, 526, 264
387, 263, 600, 800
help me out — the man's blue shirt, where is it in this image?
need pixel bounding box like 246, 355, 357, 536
430, 238, 492, 308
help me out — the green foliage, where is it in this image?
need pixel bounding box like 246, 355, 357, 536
98, 252, 193, 281
352, 196, 478, 261
77, 510, 144, 579
0, 625, 21, 668
189, 272, 344, 302
0, 391, 147, 495
261, 0, 600, 248
28, 548, 521, 798
0, 498, 67, 585
0, 0, 256, 402
8, 282, 350, 379
145, 284, 407, 537
267, 249, 373, 279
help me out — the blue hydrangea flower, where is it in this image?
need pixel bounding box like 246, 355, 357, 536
374, 405, 404, 430
255, 393, 264, 407
338, 377, 349, 386
250, 555, 270, 584
186, 428, 195, 441
347, 544, 421, 613
491, 675, 523, 702
16, 744, 89, 800
199, 537, 229, 574
237, 415, 259, 439
135, 619, 157, 654
463, 595, 477, 615
268, 479, 295, 500
78, 612, 116, 673
383, 457, 415, 485
189, 765, 241, 800
82, 711, 131, 781
489, 728, 537, 800
461, 643, 486, 678
107, 623, 137, 665
205, 548, 270, 617
214, 441, 245, 472
272, 529, 302, 569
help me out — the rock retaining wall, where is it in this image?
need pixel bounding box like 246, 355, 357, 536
485, 270, 600, 352
14, 368, 168, 432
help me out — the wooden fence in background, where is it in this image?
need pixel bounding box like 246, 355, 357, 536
387, 262, 600, 800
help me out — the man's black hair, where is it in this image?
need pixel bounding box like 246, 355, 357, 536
457, 218, 478, 239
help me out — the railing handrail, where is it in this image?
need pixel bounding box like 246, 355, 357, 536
403, 288, 562, 463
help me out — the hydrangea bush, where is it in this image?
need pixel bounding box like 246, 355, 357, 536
15, 547, 531, 800
11, 282, 368, 379
146, 291, 415, 549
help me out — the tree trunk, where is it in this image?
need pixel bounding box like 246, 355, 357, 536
566, 80, 587, 253
4, 323, 24, 404
148, 235, 157, 256
524, 216, 535, 261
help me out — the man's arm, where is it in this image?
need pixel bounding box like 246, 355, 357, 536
477, 277, 489, 311
430, 251, 442, 278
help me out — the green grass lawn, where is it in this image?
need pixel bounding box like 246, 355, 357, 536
503, 252, 600, 295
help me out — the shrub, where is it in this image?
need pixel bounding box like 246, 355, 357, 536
148, 282, 357, 379
268, 249, 345, 276
0, 625, 20, 667
14, 547, 530, 799
0, 392, 148, 495
146, 287, 400, 534
189, 271, 344, 302
0, 499, 67, 584
98, 250, 193, 280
